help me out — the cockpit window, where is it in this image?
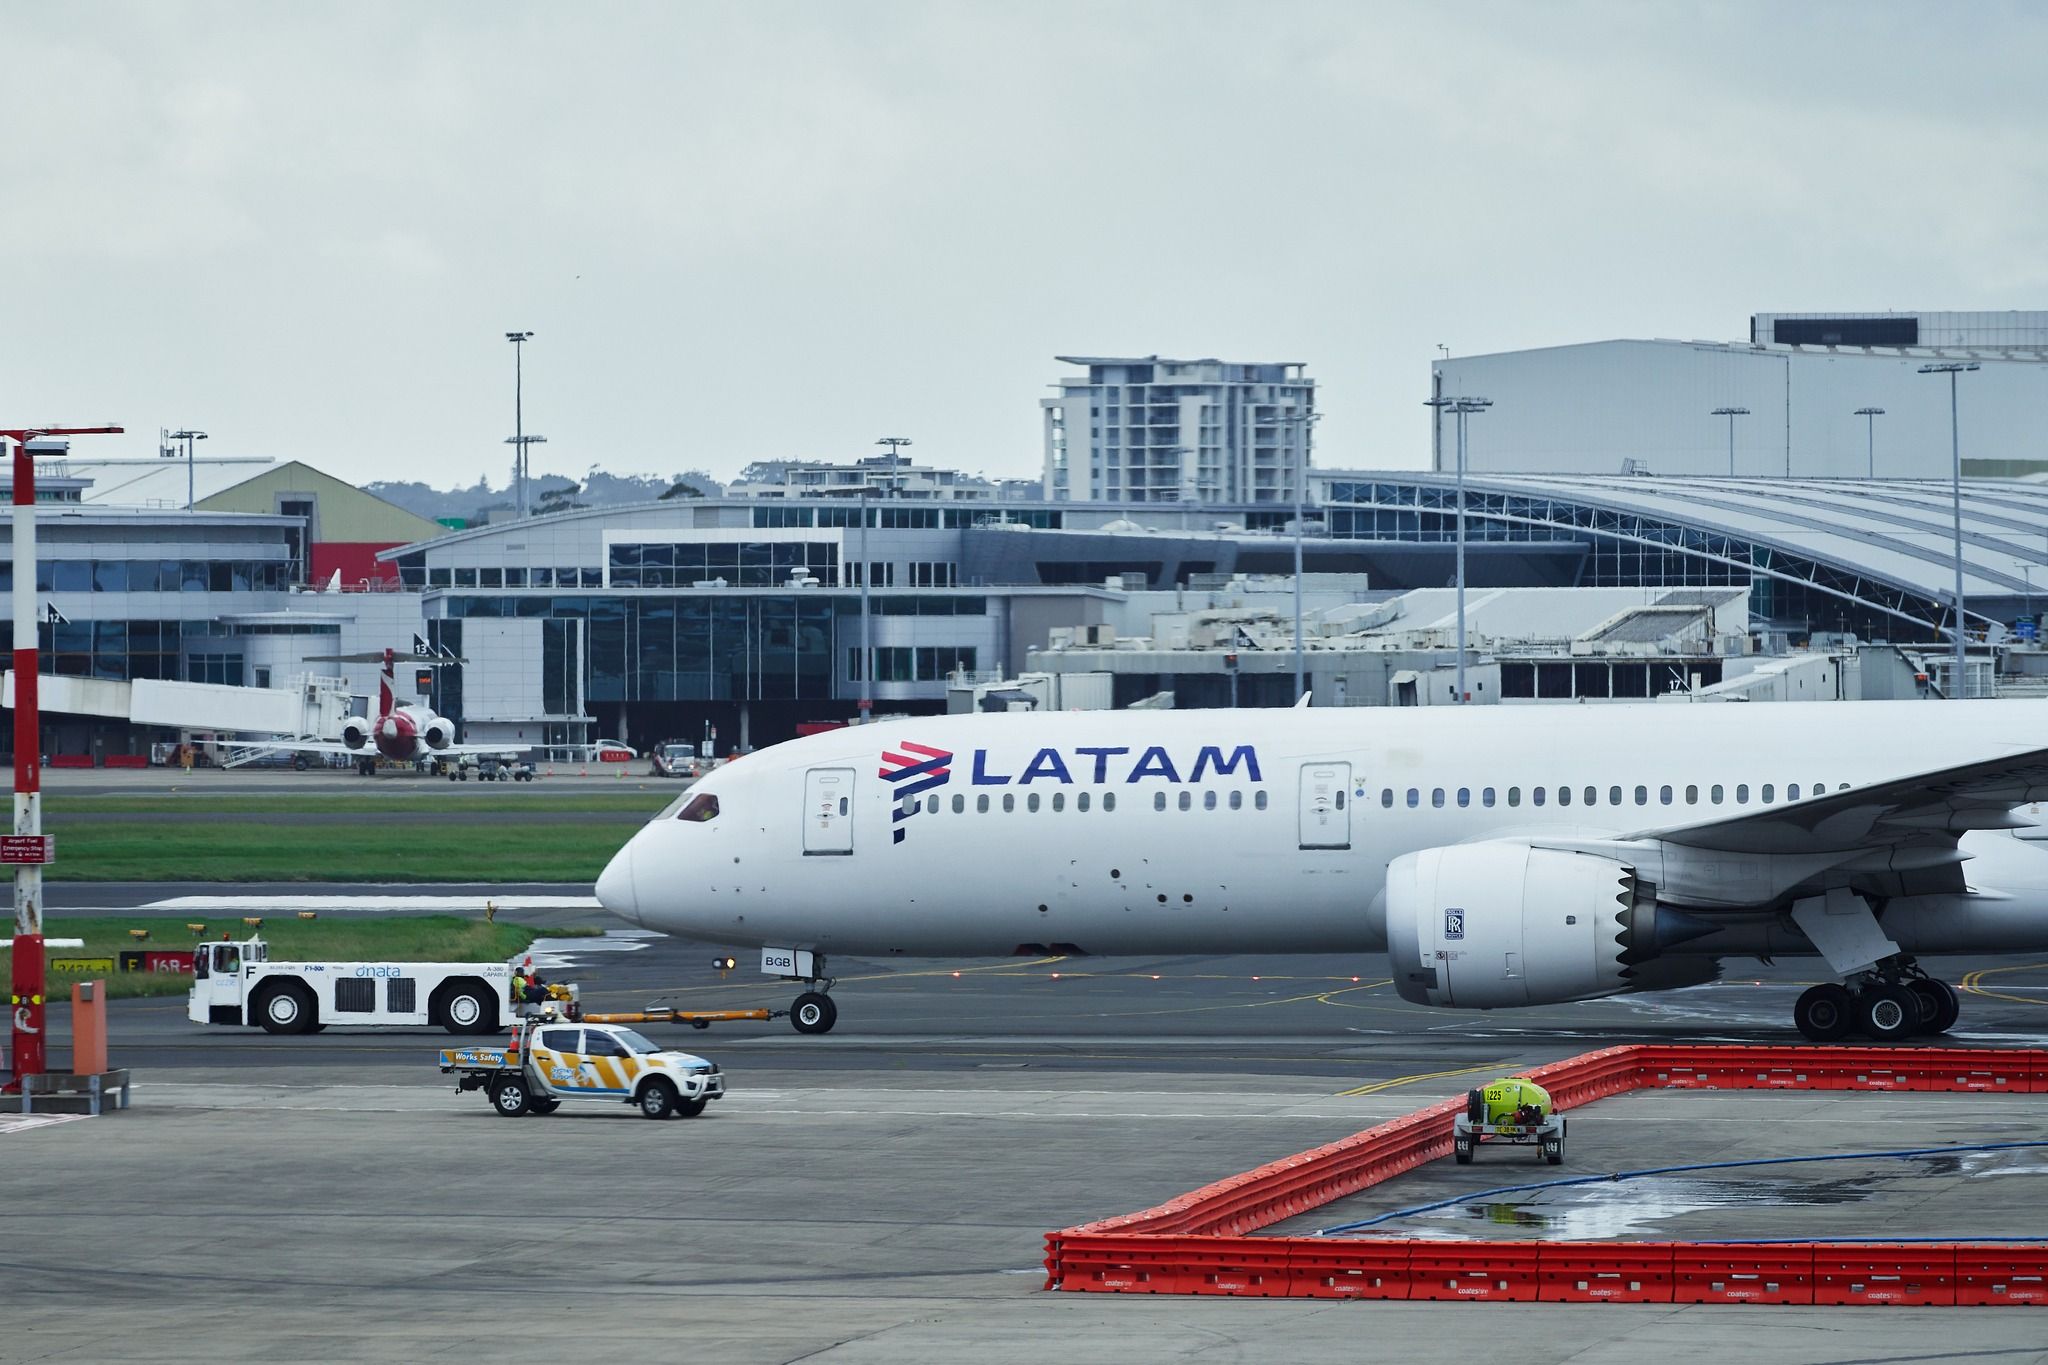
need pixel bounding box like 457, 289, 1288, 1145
676, 793, 720, 823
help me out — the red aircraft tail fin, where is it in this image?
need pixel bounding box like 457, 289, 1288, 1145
378, 648, 396, 718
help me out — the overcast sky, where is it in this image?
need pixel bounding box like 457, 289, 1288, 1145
4, 2, 2043, 490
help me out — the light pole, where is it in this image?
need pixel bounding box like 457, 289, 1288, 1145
505, 332, 538, 517
169, 429, 207, 509
1854, 407, 1885, 479
1920, 362, 1979, 696
4, 422, 124, 1091
858, 485, 870, 720
876, 435, 911, 482
1273, 407, 1319, 702
1426, 396, 1491, 703
1711, 407, 1749, 477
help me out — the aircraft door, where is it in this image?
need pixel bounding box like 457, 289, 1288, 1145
1298, 763, 1352, 850
803, 768, 856, 855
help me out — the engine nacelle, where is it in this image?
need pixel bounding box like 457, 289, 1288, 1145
422, 716, 455, 751
340, 716, 374, 751
1387, 842, 1684, 1009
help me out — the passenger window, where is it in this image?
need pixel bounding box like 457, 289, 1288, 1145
1103, 792, 1116, 812
976, 794, 990, 814
1711, 784, 1724, 804
1381, 788, 1394, 808
838, 797, 849, 816
1407, 788, 1419, 808
1634, 785, 1648, 805
1507, 787, 1521, 807
1457, 788, 1470, 808
1154, 791, 1166, 811
1228, 791, 1242, 810
1335, 790, 1347, 809
1558, 786, 1571, 807
1203, 791, 1217, 811
1533, 787, 1546, 807
1177, 791, 1192, 812
926, 795, 939, 814
1761, 784, 1774, 803
1077, 792, 1091, 812
1735, 784, 1749, 804
1003, 793, 1015, 813
1028, 793, 1041, 813
1052, 793, 1066, 812
952, 794, 965, 814
1431, 788, 1445, 808
1788, 783, 1801, 800
1585, 786, 1598, 807
676, 794, 720, 823
585, 1032, 628, 1057
1609, 786, 1622, 806
1482, 788, 1496, 807
1686, 785, 1699, 804
1660, 785, 1672, 804
1254, 791, 1268, 810
538, 1028, 581, 1052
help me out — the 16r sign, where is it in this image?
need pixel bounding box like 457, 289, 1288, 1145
0, 835, 55, 865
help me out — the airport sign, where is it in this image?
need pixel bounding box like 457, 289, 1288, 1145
0, 835, 55, 865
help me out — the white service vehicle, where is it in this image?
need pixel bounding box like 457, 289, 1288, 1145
188, 937, 511, 1035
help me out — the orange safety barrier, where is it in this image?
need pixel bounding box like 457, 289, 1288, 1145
1287, 1239, 1413, 1300
1672, 1243, 1816, 1304
1043, 1043, 2048, 1302
1537, 1242, 1675, 1303
1813, 1243, 1958, 1306
1956, 1245, 2048, 1305
1407, 1242, 1542, 1301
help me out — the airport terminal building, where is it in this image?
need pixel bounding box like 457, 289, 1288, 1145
9, 450, 2048, 760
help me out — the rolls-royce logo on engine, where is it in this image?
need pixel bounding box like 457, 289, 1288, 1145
1444, 908, 1466, 941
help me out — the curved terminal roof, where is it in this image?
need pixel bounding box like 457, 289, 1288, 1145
1318, 473, 2048, 637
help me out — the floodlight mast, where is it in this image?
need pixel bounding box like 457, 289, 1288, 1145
4, 422, 123, 1089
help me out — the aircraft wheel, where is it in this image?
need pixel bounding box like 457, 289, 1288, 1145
791, 991, 838, 1035
1793, 983, 1854, 1042
1857, 983, 1919, 1042
1909, 979, 1960, 1035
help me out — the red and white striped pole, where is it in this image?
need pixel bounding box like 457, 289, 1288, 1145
5, 425, 119, 1089
10, 433, 45, 1083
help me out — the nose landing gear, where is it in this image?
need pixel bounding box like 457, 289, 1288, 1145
791, 991, 838, 1035
1794, 956, 1959, 1042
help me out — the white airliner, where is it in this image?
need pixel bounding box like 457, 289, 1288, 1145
593, 703, 2048, 1041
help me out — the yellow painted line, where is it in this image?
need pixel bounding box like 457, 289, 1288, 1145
1335, 1061, 1513, 1098
1961, 962, 2048, 1010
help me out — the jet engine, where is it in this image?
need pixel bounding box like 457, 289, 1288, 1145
340, 715, 374, 751
421, 716, 456, 751
1385, 842, 1715, 1009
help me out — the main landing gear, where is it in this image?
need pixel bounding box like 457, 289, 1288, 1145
1793, 956, 1960, 1042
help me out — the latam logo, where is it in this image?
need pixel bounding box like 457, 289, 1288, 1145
880, 742, 953, 844
880, 741, 1262, 845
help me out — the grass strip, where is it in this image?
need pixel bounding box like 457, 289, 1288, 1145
42, 822, 628, 883
44, 794, 675, 816
5, 915, 604, 1000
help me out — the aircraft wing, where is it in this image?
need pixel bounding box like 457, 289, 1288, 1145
1626, 743, 2048, 861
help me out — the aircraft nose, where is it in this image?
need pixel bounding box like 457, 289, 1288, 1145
595, 842, 641, 926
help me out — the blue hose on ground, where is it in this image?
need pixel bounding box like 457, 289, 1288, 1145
1314, 1139, 2048, 1237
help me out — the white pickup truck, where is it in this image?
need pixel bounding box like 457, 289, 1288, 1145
188, 936, 511, 1035
440, 1017, 727, 1120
